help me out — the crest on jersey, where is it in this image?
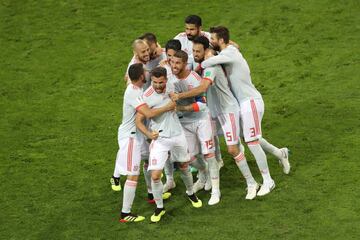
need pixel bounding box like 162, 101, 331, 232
205, 71, 211, 77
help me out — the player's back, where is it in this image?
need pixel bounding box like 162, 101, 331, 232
172, 71, 209, 123
204, 65, 239, 117
142, 83, 182, 138
221, 45, 262, 103
118, 84, 144, 139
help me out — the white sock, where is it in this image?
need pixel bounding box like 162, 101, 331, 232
151, 179, 163, 208
164, 158, 174, 184
143, 162, 152, 193
214, 135, 223, 163
234, 152, 256, 186
206, 156, 220, 193
259, 138, 283, 160
191, 156, 207, 183
113, 149, 121, 178
179, 166, 194, 195
121, 180, 137, 213
248, 142, 272, 183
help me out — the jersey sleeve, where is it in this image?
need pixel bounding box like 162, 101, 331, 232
128, 89, 146, 110
201, 52, 233, 68
203, 67, 216, 84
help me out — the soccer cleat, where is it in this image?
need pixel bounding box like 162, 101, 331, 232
147, 192, 172, 204
162, 192, 172, 200
150, 208, 166, 223
163, 181, 176, 193
208, 191, 221, 205
257, 179, 275, 196
110, 176, 121, 191
119, 212, 145, 223
192, 180, 205, 193
204, 177, 212, 191
279, 148, 291, 174
187, 193, 203, 208
245, 182, 259, 200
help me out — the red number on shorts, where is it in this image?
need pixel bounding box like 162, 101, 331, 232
226, 132, 232, 142
250, 128, 256, 137
205, 140, 213, 149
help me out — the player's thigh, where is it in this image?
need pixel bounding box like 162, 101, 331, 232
148, 138, 172, 171
182, 123, 200, 157
197, 117, 215, 155
217, 112, 240, 145
172, 133, 191, 163
117, 137, 141, 175
240, 98, 263, 143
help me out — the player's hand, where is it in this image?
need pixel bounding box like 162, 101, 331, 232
165, 99, 176, 111
147, 130, 159, 140
159, 59, 168, 67
170, 92, 179, 102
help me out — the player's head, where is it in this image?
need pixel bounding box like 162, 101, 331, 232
132, 39, 150, 63
128, 63, 146, 85
139, 33, 158, 60
151, 67, 168, 93
185, 15, 202, 41
171, 50, 188, 76
192, 36, 210, 63
165, 39, 182, 62
209, 26, 230, 51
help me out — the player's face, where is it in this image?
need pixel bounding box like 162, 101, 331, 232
148, 42, 158, 60
171, 57, 186, 75
166, 49, 176, 61
185, 23, 200, 41
193, 43, 205, 63
210, 33, 220, 51
135, 43, 150, 63
152, 76, 167, 93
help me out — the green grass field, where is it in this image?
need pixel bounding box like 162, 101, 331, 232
1, 0, 359, 239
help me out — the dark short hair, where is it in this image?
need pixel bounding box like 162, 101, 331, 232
151, 67, 167, 79
173, 50, 188, 63
128, 63, 144, 82
165, 39, 182, 52
185, 15, 202, 27
193, 36, 210, 49
210, 26, 230, 44
139, 32, 157, 44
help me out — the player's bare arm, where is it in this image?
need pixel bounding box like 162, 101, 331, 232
135, 112, 159, 140
137, 100, 176, 119
170, 79, 211, 101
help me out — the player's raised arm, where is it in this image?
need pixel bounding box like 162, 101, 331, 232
171, 79, 211, 101
137, 100, 175, 119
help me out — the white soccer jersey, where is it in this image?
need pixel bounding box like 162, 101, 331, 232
174, 31, 211, 69
201, 45, 262, 103
142, 82, 183, 138
117, 84, 146, 140
202, 65, 239, 117
172, 71, 209, 123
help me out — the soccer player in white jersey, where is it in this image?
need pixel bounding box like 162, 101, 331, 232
169, 51, 221, 205
113, 63, 175, 222
200, 26, 291, 196
174, 15, 211, 69
139, 32, 167, 69
135, 67, 202, 223
171, 37, 259, 200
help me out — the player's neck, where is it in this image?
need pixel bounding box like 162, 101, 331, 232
132, 80, 143, 88
176, 69, 190, 80
220, 43, 229, 51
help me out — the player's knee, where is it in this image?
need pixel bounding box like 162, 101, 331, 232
151, 171, 162, 181
127, 175, 139, 182
227, 146, 240, 157
179, 162, 189, 171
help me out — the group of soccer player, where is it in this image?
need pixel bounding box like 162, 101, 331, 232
110, 15, 291, 223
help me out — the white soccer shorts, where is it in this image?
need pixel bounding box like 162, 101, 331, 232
116, 136, 142, 176
181, 116, 215, 157
148, 132, 190, 171
216, 112, 240, 146
240, 98, 264, 143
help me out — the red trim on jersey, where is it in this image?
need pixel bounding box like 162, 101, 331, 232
250, 99, 261, 135
192, 103, 200, 112
144, 87, 155, 97
203, 77, 213, 83
191, 71, 202, 81
248, 140, 260, 146
229, 113, 237, 142
135, 103, 147, 111
127, 138, 134, 171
